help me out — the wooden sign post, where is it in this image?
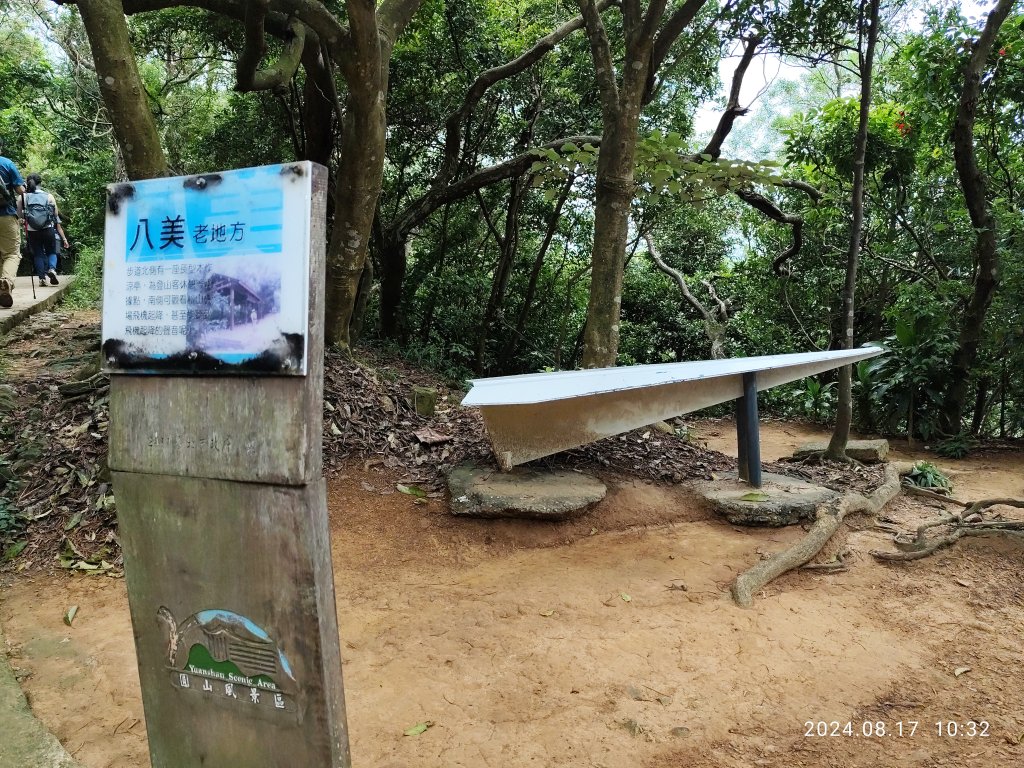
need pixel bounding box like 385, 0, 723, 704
102, 162, 350, 766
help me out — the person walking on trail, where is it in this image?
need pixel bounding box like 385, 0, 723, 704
0, 145, 26, 308
18, 173, 69, 289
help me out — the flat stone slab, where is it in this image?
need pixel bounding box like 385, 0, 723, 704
0, 628, 81, 768
793, 439, 889, 463
691, 471, 839, 527
448, 464, 607, 520
0, 274, 76, 336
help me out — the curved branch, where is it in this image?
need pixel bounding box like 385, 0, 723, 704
643, 230, 714, 324
237, 2, 306, 93
734, 187, 804, 274
643, 0, 708, 104
436, 1, 612, 187
775, 178, 823, 202
701, 33, 761, 159
395, 135, 602, 237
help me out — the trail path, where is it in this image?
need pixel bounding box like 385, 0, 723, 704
2, 417, 1022, 766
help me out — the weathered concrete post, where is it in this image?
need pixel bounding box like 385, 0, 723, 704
101, 163, 349, 766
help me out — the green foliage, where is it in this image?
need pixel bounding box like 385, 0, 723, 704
529, 134, 789, 207
869, 308, 957, 440
62, 244, 103, 309
934, 434, 976, 460
798, 377, 836, 424
783, 98, 916, 185
0, 496, 26, 560
903, 461, 952, 494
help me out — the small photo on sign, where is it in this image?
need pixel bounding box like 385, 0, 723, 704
100, 163, 315, 375
188, 261, 283, 351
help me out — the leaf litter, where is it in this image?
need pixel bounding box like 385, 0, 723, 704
2, 312, 888, 572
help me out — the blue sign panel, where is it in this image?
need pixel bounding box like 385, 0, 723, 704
101, 164, 313, 375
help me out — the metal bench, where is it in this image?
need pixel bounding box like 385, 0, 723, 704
461, 347, 885, 486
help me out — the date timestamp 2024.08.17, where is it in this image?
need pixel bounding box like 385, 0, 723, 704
805, 721, 990, 738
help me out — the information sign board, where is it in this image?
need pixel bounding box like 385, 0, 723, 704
102, 163, 313, 374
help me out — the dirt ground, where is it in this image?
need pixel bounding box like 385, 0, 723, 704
1, 420, 1023, 767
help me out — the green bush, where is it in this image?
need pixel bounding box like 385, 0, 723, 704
63, 243, 103, 310
903, 460, 952, 494
935, 434, 975, 459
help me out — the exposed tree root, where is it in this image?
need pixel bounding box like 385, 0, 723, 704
900, 483, 966, 505
871, 498, 1024, 562
731, 463, 902, 607
779, 450, 862, 468
801, 546, 851, 573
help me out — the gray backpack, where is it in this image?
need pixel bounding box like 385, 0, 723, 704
23, 191, 55, 229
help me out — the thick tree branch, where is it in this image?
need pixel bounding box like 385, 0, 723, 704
395, 135, 602, 237
579, 0, 619, 119
343, 0, 380, 83
435, 1, 612, 187
734, 187, 804, 274
643, 0, 708, 103
702, 33, 761, 159
776, 178, 823, 202
637, 0, 669, 44
236, 0, 306, 93
377, 0, 425, 49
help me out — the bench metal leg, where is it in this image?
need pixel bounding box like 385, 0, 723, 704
735, 372, 762, 488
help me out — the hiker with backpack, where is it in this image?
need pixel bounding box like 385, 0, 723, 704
0, 145, 26, 308
17, 173, 69, 288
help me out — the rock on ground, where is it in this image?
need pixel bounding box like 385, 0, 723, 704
0, 629, 81, 768
793, 439, 890, 463
690, 471, 839, 527
448, 464, 607, 520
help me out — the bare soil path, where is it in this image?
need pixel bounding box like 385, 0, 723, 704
1, 422, 1022, 767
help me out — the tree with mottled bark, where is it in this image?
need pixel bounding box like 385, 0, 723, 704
643, 230, 731, 359
75, 0, 167, 180
938, 0, 1016, 436
577, 0, 708, 367
825, 0, 881, 461
63, 0, 425, 349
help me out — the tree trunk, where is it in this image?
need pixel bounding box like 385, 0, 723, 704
77, 0, 167, 180
301, 48, 336, 168
939, 0, 1014, 435
826, 0, 880, 461
500, 176, 573, 368
577, 0, 705, 367
580, 111, 640, 368
970, 376, 991, 437
324, 83, 387, 350
349, 255, 374, 343
379, 232, 409, 339
473, 176, 526, 374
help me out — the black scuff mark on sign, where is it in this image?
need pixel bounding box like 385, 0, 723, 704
280, 164, 305, 179
101, 334, 305, 375
107, 184, 135, 215
183, 173, 223, 191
